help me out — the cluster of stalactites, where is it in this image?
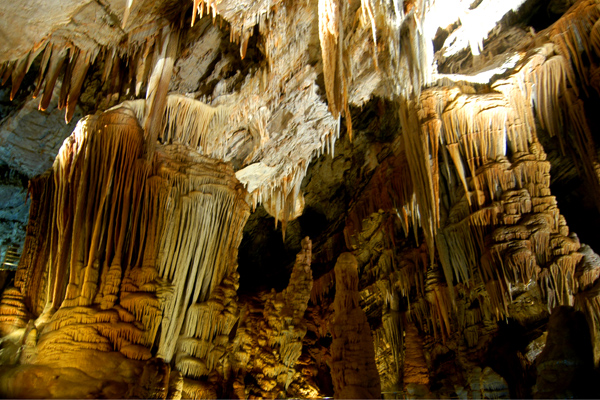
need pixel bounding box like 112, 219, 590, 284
118, 94, 231, 159
0, 23, 174, 124
316, 0, 432, 139
301, 1, 600, 390
417, 41, 600, 335
175, 271, 240, 379
334, 3, 600, 373
260, 164, 308, 239
391, 0, 600, 263
398, 83, 540, 263
190, 0, 276, 59
181, 0, 415, 239
146, 144, 250, 363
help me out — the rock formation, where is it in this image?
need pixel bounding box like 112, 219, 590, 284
330, 252, 381, 399
0, 105, 250, 397
0, 0, 600, 398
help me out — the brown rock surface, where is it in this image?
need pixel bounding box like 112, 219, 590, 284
1, 0, 600, 398
330, 252, 381, 398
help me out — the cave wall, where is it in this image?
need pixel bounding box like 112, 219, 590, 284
0, 0, 600, 398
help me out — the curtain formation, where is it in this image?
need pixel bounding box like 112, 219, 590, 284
0, 107, 250, 397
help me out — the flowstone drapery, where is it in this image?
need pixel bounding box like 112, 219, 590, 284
0, 106, 250, 398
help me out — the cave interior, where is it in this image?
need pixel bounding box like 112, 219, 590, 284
1, 0, 600, 398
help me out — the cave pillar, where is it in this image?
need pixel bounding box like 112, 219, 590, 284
0, 106, 251, 397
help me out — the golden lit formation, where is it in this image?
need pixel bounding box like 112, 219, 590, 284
0, 0, 599, 398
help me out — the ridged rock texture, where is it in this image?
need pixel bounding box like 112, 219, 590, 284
0, 106, 250, 398
330, 252, 381, 398
1, 0, 600, 398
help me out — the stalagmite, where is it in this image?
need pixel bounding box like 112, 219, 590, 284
330, 252, 381, 398
403, 322, 430, 397
227, 238, 314, 398
175, 271, 240, 378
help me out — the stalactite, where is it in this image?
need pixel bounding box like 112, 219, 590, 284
319, 0, 341, 117
64, 49, 94, 123
143, 26, 179, 159
39, 46, 68, 112
360, 0, 378, 70
318, 0, 352, 139
399, 98, 438, 261
9, 52, 31, 102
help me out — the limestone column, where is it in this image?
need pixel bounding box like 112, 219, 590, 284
330, 252, 381, 398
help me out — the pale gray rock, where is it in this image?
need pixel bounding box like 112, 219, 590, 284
0, 89, 80, 178
0, 168, 30, 268
171, 21, 225, 94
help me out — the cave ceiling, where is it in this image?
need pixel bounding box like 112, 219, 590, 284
0, 0, 600, 398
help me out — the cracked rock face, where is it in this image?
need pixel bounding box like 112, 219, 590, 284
1, 0, 600, 398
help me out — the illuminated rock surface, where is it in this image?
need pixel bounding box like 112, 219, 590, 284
0, 0, 600, 398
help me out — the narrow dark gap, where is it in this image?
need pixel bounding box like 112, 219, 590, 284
237, 205, 298, 294
552, 176, 600, 251
546, 90, 600, 252
524, 0, 575, 32
485, 319, 545, 399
